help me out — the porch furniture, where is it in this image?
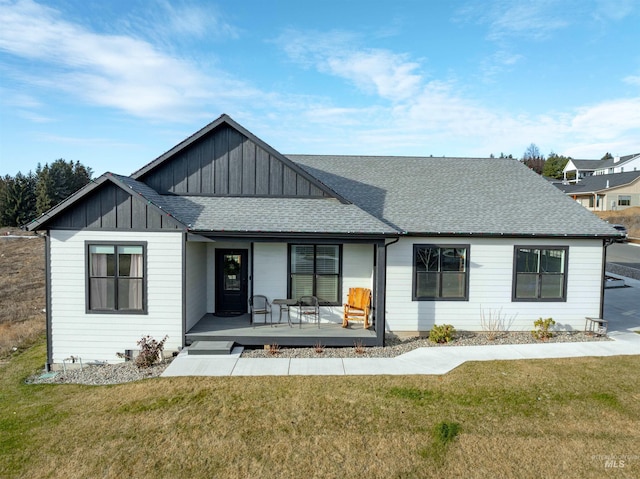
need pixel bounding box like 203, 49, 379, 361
249, 295, 272, 327
343, 288, 371, 329
272, 298, 297, 327
298, 296, 320, 328
585, 317, 608, 336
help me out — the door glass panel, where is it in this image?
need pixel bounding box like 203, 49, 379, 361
223, 254, 241, 291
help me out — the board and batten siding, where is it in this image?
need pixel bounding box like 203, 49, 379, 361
185, 241, 207, 331
252, 242, 374, 323
385, 237, 604, 333
49, 230, 183, 365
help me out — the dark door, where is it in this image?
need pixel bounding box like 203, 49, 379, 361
215, 249, 248, 316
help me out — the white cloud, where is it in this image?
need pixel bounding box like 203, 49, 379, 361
0, 0, 255, 121
623, 75, 640, 86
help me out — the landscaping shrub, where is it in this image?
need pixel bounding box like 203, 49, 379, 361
429, 324, 456, 343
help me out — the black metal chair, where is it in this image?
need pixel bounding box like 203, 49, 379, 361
298, 296, 320, 328
249, 295, 272, 327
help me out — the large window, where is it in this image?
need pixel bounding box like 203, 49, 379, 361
413, 245, 469, 300
87, 243, 146, 313
618, 195, 631, 206
289, 244, 341, 305
513, 247, 567, 301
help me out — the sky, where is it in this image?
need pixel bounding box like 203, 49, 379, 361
0, 0, 639, 177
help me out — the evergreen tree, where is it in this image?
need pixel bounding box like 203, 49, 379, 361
0, 172, 37, 227
543, 152, 571, 179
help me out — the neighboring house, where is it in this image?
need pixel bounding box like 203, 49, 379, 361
26, 115, 622, 369
558, 171, 640, 211
563, 153, 640, 183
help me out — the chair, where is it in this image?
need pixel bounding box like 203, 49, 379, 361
298, 296, 320, 328
343, 288, 371, 329
249, 295, 272, 327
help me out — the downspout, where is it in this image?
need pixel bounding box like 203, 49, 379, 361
44, 231, 52, 371
601, 238, 615, 319
182, 232, 187, 349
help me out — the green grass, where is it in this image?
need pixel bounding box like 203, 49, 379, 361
1, 338, 639, 479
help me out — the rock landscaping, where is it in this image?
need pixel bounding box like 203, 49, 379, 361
26, 330, 610, 385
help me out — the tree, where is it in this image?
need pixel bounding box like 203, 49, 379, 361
521, 143, 546, 174
35, 159, 92, 215
0, 172, 37, 227
0, 159, 93, 227
543, 152, 570, 179
522, 143, 543, 161
601, 152, 613, 161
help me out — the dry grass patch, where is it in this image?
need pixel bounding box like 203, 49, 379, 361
2, 340, 639, 479
0, 228, 45, 358
596, 206, 640, 238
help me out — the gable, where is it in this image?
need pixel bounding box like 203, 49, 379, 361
29, 176, 185, 231
133, 117, 337, 199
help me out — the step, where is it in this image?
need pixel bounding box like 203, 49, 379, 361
187, 340, 235, 355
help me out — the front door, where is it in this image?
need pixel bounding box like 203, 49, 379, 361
215, 249, 248, 316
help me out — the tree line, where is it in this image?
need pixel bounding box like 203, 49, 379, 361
492, 144, 613, 180
0, 159, 92, 227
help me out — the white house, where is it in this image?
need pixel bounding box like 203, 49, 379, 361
27, 115, 622, 369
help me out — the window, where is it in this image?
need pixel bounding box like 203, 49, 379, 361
87, 243, 146, 313
289, 244, 341, 305
413, 245, 469, 300
618, 195, 631, 206
513, 247, 567, 301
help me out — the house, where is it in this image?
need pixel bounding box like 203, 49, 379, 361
26, 114, 622, 369
558, 171, 640, 211
563, 153, 640, 183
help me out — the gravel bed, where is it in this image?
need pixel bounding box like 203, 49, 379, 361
26, 331, 609, 385
241, 330, 610, 358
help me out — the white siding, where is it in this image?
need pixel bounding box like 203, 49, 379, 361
185, 242, 207, 330
385, 237, 604, 333
49, 230, 183, 365
252, 242, 374, 324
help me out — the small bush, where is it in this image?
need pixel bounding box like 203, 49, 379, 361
532, 317, 556, 340
314, 341, 325, 354
135, 335, 168, 368
267, 343, 281, 356
429, 324, 456, 344
354, 340, 366, 354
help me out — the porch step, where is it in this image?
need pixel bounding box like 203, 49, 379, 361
187, 340, 235, 355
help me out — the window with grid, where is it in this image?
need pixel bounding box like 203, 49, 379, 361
289, 245, 341, 305
88, 243, 146, 313
413, 245, 469, 300
618, 195, 631, 206
513, 247, 567, 301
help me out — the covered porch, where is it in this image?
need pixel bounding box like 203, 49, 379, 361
186, 313, 379, 347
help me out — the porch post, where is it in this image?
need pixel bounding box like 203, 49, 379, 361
374, 240, 387, 346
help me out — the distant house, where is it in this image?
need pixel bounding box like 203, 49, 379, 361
563, 153, 640, 183
558, 170, 640, 211
26, 115, 622, 369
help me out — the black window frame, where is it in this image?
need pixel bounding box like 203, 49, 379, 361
85, 241, 148, 314
618, 195, 631, 206
288, 244, 342, 306
512, 246, 568, 302
412, 244, 470, 301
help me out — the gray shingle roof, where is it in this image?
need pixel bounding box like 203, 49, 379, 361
160, 196, 396, 234
289, 155, 618, 237
558, 171, 640, 194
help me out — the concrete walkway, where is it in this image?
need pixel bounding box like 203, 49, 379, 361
162, 274, 640, 377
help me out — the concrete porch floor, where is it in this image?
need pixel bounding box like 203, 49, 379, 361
186, 313, 378, 347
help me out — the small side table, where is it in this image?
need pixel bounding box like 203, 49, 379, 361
272, 299, 297, 327
585, 317, 608, 336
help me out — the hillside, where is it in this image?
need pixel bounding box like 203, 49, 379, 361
0, 228, 45, 357
595, 206, 640, 239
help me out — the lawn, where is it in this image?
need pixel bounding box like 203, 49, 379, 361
1, 338, 638, 479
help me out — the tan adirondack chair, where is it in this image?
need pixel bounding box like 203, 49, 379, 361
342, 288, 371, 329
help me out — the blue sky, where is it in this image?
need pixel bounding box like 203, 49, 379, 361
1, 0, 639, 177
